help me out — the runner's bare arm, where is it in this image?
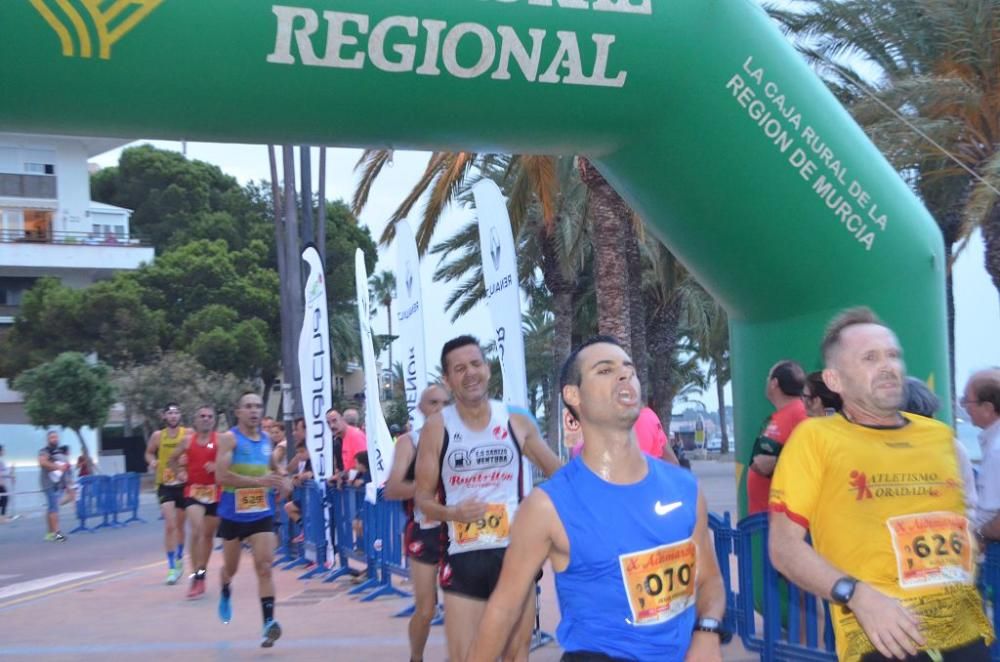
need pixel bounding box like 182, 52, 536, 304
511, 414, 562, 477
144, 430, 161, 470
384, 434, 416, 501
466, 489, 556, 662
38, 451, 61, 471
215, 432, 283, 490
271, 442, 287, 475
414, 415, 449, 521
693, 491, 725, 619
770, 510, 925, 658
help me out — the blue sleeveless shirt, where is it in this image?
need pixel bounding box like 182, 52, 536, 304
217, 427, 275, 522
540, 455, 700, 661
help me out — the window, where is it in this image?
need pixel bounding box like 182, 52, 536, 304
24, 162, 55, 175
0, 277, 39, 307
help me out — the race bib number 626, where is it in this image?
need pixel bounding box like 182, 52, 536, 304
886, 512, 974, 589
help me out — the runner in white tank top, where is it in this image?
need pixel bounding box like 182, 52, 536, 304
414, 336, 562, 662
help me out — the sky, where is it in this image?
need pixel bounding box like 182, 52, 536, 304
90, 140, 1000, 416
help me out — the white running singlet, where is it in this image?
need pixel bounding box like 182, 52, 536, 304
439, 400, 523, 555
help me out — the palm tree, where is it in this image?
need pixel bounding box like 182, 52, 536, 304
690, 291, 731, 455
369, 270, 396, 384
354, 151, 591, 447
767, 0, 1000, 396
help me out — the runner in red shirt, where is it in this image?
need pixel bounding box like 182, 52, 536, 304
168, 405, 221, 599
747, 360, 808, 514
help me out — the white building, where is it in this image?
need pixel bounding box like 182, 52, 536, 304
0, 133, 153, 505
0, 132, 153, 325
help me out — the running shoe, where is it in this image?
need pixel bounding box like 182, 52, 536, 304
218, 591, 232, 624
260, 619, 282, 648
186, 578, 206, 600
53, 532, 67, 542
166, 567, 182, 585
44, 533, 55, 542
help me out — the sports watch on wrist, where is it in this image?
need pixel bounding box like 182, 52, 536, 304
693, 617, 732, 644
830, 576, 858, 605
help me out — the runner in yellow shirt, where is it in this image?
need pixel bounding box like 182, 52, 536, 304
769, 308, 993, 661
145, 402, 188, 585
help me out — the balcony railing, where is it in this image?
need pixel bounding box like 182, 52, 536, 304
0, 229, 148, 247
0, 173, 57, 199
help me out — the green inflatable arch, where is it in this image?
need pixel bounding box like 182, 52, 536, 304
1, 0, 948, 515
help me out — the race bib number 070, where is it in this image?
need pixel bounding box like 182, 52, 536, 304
886, 512, 974, 589
235, 487, 268, 514
619, 538, 697, 626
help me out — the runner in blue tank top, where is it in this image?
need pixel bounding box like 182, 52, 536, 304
214, 391, 291, 649
467, 336, 727, 662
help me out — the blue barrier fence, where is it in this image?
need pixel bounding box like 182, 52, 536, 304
70, 472, 145, 534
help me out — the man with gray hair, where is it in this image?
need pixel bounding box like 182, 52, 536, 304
769, 307, 992, 661
343, 408, 361, 428
962, 369, 1000, 540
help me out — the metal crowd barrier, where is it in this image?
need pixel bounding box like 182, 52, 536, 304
70, 473, 145, 534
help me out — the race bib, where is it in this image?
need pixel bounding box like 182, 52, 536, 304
886, 512, 974, 589
190, 484, 217, 505
162, 467, 178, 484
235, 487, 269, 514
456, 504, 510, 546
619, 538, 697, 626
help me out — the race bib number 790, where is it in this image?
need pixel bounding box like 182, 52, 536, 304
886, 512, 974, 589
619, 538, 697, 626
456, 504, 510, 546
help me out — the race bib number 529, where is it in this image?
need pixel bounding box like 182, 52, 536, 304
235, 487, 268, 514
619, 538, 697, 626
886, 512, 974, 589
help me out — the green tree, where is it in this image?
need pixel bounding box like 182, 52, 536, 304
13, 352, 116, 458
112, 352, 251, 437
369, 270, 397, 382
691, 294, 731, 455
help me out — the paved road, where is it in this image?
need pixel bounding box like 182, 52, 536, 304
0, 460, 754, 661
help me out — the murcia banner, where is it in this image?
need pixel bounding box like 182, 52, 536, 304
394, 220, 429, 435
297, 244, 333, 561
355, 248, 395, 502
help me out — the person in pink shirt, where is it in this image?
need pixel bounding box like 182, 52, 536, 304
569, 405, 678, 465
327, 409, 367, 474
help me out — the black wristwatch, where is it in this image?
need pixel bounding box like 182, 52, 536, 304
694, 617, 733, 644
830, 576, 858, 606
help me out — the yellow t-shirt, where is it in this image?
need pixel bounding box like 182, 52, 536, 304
770, 413, 993, 661
156, 426, 186, 486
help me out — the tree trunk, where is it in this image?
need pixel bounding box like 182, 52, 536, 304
267, 146, 293, 421
537, 222, 575, 451
716, 363, 730, 455
300, 146, 314, 251
578, 159, 631, 346
983, 202, 1000, 319
944, 239, 956, 407
649, 297, 682, 430
317, 148, 327, 262
73, 428, 93, 472
624, 215, 648, 393
281, 146, 304, 416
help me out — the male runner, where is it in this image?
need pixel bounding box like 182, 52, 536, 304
215, 391, 291, 648
385, 384, 450, 662
145, 402, 187, 585
415, 335, 562, 662
168, 405, 221, 599
770, 308, 993, 661
468, 336, 726, 661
